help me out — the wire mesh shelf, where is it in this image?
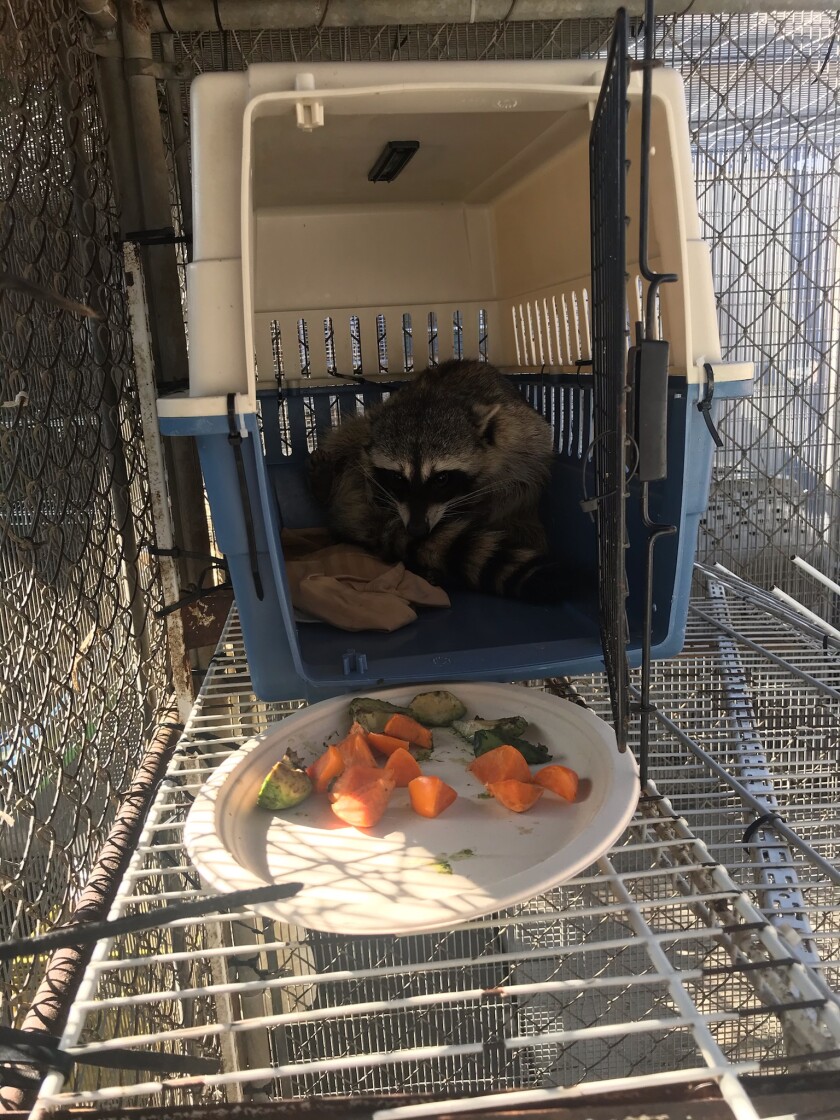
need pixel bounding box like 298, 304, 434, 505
34, 598, 840, 1118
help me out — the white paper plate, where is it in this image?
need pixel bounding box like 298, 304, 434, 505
184, 683, 639, 935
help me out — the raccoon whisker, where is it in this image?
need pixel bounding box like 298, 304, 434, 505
362, 469, 403, 514
442, 483, 511, 511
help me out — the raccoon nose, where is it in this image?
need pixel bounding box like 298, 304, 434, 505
406, 514, 429, 539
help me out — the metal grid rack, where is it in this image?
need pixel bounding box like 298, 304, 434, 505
34, 598, 840, 1119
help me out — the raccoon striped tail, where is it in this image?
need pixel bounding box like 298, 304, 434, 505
413, 528, 593, 605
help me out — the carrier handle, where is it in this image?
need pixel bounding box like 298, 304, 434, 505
699, 363, 724, 449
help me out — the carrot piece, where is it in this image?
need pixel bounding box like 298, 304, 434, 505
384, 747, 422, 788
368, 731, 412, 758
328, 765, 383, 800
468, 745, 531, 787
487, 779, 544, 813
329, 766, 396, 829
408, 775, 457, 818
533, 765, 579, 802
336, 729, 377, 770
384, 714, 433, 751
307, 744, 345, 793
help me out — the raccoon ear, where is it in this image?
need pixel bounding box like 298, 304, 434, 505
472, 402, 501, 444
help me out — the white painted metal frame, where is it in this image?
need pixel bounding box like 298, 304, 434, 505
34, 599, 840, 1118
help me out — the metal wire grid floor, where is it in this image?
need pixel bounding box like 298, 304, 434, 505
35, 603, 840, 1118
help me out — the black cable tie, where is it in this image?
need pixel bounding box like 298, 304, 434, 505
743, 811, 785, 843
123, 226, 190, 247
155, 0, 174, 33
0, 882, 303, 963
154, 580, 233, 619
0, 1026, 219, 1077
698, 362, 724, 448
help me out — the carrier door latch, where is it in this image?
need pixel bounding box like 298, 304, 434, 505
294, 72, 324, 131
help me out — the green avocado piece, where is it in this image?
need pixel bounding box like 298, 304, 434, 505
347, 697, 409, 733
452, 715, 529, 742
407, 690, 467, 727
257, 759, 313, 811
472, 728, 552, 765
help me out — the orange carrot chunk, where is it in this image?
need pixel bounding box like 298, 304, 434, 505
384, 714, 433, 751
533, 765, 579, 802
468, 745, 532, 787
367, 731, 412, 758
487, 779, 544, 813
408, 775, 457, 818
307, 744, 344, 793
384, 747, 422, 788
337, 729, 377, 770
329, 766, 396, 829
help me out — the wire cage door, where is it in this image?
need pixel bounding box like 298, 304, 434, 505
589, 9, 632, 750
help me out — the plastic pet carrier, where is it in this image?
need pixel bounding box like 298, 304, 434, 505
158, 57, 752, 703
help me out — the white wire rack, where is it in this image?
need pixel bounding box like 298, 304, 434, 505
34, 596, 840, 1119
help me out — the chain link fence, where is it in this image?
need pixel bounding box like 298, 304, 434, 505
159, 10, 840, 619
1, 0, 172, 1027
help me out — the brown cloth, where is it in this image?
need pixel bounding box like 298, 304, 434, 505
282, 529, 450, 632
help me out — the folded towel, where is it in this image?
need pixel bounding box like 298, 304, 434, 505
281, 530, 450, 632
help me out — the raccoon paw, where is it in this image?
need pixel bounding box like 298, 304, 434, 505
516, 561, 594, 605
308, 447, 336, 506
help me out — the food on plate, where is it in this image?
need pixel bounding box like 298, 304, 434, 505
408, 775, 458, 818
274, 689, 579, 831
329, 765, 396, 828
473, 727, 551, 765
383, 714, 433, 751
452, 715, 528, 742
384, 747, 422, 787
533, 764, 579, 802
367, 731, 411, 758
468, 744, 532, 786
306, 744, 344, 793
256, 756, 313, 810
407, 690, 467, 727
348, 697, 409, 733
487, 779, 544, 813
336, 724, 377, 769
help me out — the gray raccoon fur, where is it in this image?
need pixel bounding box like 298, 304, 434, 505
309, 359, 574, 602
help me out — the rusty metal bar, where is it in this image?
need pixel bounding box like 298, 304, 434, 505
0, 703, 182, 1112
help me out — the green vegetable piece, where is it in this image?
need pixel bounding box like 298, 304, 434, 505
452, 715, 529, 742
408, 690, 467, 727
430, 858, 453, 875
472, 728, 552, 765
449, 848, 475, 861
257, 759, 313, 811
348, 696, 409, 733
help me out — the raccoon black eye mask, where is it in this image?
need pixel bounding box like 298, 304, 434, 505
309, 358, 583, 604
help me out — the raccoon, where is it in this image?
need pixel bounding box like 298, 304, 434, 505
309, 359, 579, 603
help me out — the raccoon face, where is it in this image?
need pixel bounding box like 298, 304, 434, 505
368, 459, 477, 538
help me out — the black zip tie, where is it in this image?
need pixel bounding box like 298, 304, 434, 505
123, 226, 190, 247
0, 881, 302, 962
698, 362, 724, 448
227, 392, 265, 601
738, 997, 826, 1017
702, 957, 797, 976
145, 542, 227, 567
154, 580, 234, 619
743, 811, 785, 843
758, 1047, 840, 1069
155, 0, 174, 33
0, 1026, 219, 1077
722, 920, 768, 934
